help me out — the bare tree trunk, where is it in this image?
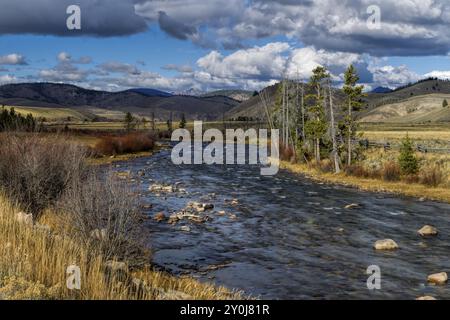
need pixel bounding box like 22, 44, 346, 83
347, 100, 352, 166
286, 81, 289, 146
301, 84, 305, 141
328, 81, 340, 173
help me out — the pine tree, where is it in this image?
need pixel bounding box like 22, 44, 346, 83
399, 135, 419, 175
124, 112, 135, 132
343, 65, 365, 166
179, 113, 186, 129
305, 66, 329, 163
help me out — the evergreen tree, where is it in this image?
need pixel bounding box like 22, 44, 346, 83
305, 66, 329, 162
124, 112, 135, 132
399, 135, 419, 175
179, 113, 186, 129
343, 65, 365, 166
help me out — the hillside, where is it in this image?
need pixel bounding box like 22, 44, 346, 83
201, 90, 254, 102
0, 83, 239, 121
227, 79, 450, 124
359, 93, 450, 123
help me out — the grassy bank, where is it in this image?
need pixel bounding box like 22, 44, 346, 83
281, 160, 450, 203
0, 195, 242, 300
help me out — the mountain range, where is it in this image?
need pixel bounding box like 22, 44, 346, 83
1, 79, 450, 124
0, 83, 240, 121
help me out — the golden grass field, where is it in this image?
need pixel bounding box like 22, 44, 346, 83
0, 195, 243, 300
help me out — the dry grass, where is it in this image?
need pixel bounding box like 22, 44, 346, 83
0, 195, 243, 300
281, 160, 450, 204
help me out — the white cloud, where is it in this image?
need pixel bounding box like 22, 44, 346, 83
0, 54, 26, 65
0, 74, 17, 84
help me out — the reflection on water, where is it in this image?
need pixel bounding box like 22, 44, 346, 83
115, 148, 450, 300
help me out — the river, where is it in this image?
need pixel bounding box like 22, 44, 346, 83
114, 147, 450, 300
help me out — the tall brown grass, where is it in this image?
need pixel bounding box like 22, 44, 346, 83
0, 195, 242, 300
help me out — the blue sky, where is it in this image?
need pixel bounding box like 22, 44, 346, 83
1, 0, 450, 92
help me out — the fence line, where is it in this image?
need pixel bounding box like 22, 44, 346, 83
358, 139, 450, 154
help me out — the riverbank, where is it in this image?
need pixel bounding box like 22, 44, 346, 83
0, 195, 242, 300
281, 161, 450, 204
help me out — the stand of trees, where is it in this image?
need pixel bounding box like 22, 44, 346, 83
0, 107, 37, 132
260, 64, 366, 174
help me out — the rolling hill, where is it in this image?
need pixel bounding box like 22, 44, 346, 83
201, 90, 255, 102
0, 83, 239, 121
359, 93, 450, 123
226, 79, 450, 124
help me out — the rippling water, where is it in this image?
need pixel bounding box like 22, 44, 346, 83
115, 148, 450, 300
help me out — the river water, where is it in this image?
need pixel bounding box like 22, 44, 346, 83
115, 147, 450, 300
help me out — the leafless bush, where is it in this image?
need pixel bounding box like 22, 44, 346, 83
0, 133, 88, 218
419, 165, 445, 187
382, 161, 401, 181
58, 172, 149, 267
345, 164, 371, 178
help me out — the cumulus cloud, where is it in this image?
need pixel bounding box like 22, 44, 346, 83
423, 70, 450, 80
370, 65, 421, 88
0, 54, 27, 65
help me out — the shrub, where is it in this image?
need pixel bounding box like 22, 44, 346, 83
382, 161, 401, 181
419, 165, 445, 187
94, 132, 155, 156
280, 144, 295, 162
0, 133, 88, 218
345, 164, 370, 178
398, 136, 419, 175
58, 172, 149, 267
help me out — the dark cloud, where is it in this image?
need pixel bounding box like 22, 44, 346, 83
0, 0, 147, 36
158, 11, 198, 40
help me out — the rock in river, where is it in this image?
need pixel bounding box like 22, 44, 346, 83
418, 225, 438, 237
374, 239, 399, 251
427, 272, 448, 285
416, 296, 437, 300
344, 203, 361, 209
154, 212, 166, 222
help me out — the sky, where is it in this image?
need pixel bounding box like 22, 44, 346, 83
1, 0, 450, 93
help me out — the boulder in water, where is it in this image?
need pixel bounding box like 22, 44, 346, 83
416, 296, 437, 300
154, 212, 166, 222
427, 272, 448, 285
374, 239, 399, 251
418, 225, 438, 237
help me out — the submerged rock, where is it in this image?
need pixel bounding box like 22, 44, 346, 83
149, 184, 174, 193
418, 225, 438, 237
344, 203, 361, 209
427, 272, 448, 285
180, 226, 191, 232
374, 239, 399, 251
